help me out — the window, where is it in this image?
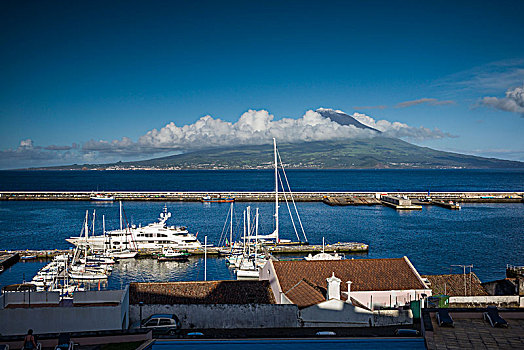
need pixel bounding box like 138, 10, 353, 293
145, 319, 158, 327
159, 319, 172, 326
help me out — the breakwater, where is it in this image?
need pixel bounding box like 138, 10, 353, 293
0, 191, 522, 203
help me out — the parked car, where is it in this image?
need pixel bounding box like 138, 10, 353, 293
135, 314, 181, 335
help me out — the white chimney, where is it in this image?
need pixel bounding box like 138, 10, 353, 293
346, 280, 352, 301
326, 272, 342, 300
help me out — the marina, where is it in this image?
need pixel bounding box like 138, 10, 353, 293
0, 166, 522, 289
1, 199, 522, 284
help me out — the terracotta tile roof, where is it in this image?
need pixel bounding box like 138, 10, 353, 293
130, 280, 276, 305
284, 279, 326, 308
272, 257, 427, 294
422, 273, 488, 296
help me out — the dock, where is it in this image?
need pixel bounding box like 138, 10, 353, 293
0, 191, 522, 203
6, 242, 369, 262
322, 196, 380, 206
380, 195, 422, 210
430, 200, 461, 210
0, 252, 20, 272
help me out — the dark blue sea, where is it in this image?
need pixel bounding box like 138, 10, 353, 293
1, 169, 523, 192
0, 169, 522, 290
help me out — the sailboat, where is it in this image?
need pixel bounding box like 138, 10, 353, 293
304, 237, 344, 261
236, 207, 267, 279
244, 138, 308, 244
68, 211, 111, 281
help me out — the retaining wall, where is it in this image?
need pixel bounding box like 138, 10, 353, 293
129, 304, 299, 329
449, 295, 524, 308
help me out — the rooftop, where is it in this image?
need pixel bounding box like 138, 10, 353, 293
422, 273, 489, 296
130, 280, 276, 305
272, 257, 428, 295
425, 309, 524, 349
284, 279, 326, 308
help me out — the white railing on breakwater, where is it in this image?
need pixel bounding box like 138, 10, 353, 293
0, 191, 522, 202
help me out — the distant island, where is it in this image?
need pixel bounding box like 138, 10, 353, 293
25, 110, 523, 170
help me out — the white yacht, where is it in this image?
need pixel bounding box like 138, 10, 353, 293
66, 204, 202, 251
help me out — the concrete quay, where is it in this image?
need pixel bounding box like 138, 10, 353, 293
0, 191, 522, 203
0, 252, 20, 271
6, 242, 369, 261
430, 200, 461, 210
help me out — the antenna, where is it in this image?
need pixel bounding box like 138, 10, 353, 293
451, 264, 474, 296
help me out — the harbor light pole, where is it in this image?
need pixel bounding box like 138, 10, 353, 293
139, 301, 144, 328
204, 236, 207, 281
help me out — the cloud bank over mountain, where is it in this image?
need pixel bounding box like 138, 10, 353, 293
1, 108, 455, 168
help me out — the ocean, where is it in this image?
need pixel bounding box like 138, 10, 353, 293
0, 169, 522, 289
1, 168, 523, 192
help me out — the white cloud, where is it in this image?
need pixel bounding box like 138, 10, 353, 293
480, 85, 524, 115
395, 98, 455, 108
19, 139, 34, 149
351, 112, 457, 140
87, 109, 379, 155
0, 108, 456, 168
0, 139, 79, 169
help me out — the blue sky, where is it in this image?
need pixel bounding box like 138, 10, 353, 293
1, 0, 523, 168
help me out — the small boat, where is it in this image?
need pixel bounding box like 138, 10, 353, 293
201, 195, 235, 203
110, 249, 138, 259
157, 247, 190, 262
69, 269, 108, 280
90, 193, 115, 201
21, 255, 37, 260
304, 237, 344, 261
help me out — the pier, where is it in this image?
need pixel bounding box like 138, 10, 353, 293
0, 191, 522, 203
0, 252, 20, 271
380, 195, 422, 210
430, 199, 461, 210
5, 242, 369, 263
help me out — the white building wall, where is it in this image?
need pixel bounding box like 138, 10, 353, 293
347, 289, 431, 309
0, 288, 129, 336
299, 299, 413, 327
449, 295, 522, 308
129, 304, 299, 329
259, 261, 284, 304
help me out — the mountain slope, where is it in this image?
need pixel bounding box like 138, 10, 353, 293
316, 108, 380, 132
30, 109, 523, 170
40, 137, 522, 170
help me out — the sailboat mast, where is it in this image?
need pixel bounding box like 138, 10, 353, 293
103, 214, 106, 254
247, 206, 251, 239
255, 208, 259, 261
243, 209, 246, 253
92, 210, 96, 236
255, 208, 259, 242
229, 202, 233, 248
84, 210, 89, 261
273, 138, 279, 242
84, 210, 89, 241
119, 201, 123, 231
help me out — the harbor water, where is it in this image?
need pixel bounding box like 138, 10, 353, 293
0, 169, 522, 289
0, 199, 522, 288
